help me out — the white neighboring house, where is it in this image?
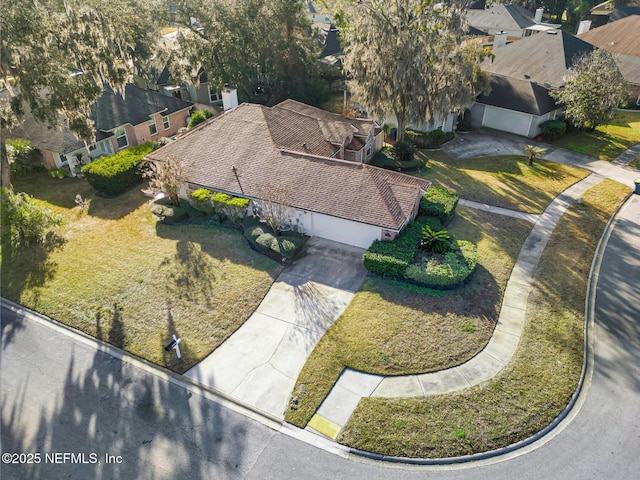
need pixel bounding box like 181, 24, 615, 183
147, 99, 428, 249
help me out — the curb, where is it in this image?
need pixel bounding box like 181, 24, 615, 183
344, 191, 634, 465
0, 297, 284, 432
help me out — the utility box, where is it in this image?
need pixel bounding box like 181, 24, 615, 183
634, 179, 640, 195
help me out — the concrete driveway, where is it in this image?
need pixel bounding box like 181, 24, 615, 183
185, 237, 367, 418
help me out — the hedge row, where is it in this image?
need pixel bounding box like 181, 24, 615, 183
362, 222, 423, 277
242, 216, 305, 260
405, 128, 454, 149
404, 240, 478, 288
369, 147, 426, 172
190, 188, 250, 223
82, 143, 154, 195
419, 186, 459, 225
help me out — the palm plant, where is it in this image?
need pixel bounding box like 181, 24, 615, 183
419, 225, 450, 253
524, 145, 548, 167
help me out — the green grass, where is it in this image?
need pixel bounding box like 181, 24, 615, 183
337, 179, 631, 458
552, 111, 640, 161
630, 156, 640, 169
285, 206, 532, 427
1, 173, 283, 373
412, 154, 590, 213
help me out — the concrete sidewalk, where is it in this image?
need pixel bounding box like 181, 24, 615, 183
307, 172, 606, 439
185, 237, 366, 419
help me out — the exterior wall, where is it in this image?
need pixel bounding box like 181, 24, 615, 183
470, 103, 486, 128
116, 108, 192, 151
527, 108, 562, 138
302, 210, 384, 249
473, 103, 562, 138
41, 150, 58, 169
384, 112, 457, 134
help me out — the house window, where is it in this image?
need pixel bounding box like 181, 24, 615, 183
148, 118, 158, 135
162, 115, 170, 130
115, 126, 128, 149
208, 85, 221, 103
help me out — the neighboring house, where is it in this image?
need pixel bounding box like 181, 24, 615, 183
147, 100, 422, 249
578, 15, 640, 106
473, 29, 594, 137
472, 74, 562, 138
466, 4, 560, 39
5, 84, 193, 172
589, 1, 640, 28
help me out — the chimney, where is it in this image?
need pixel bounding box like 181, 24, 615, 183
535, 8, 544, 23
222, 87, 238, 111
577, 20, 592, 35
493, 32, 508, 50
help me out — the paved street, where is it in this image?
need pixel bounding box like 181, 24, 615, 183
2, 195, 639, 479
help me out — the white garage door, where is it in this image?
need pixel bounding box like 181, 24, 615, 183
309, 212, 382, 249
483, 107, 532, 137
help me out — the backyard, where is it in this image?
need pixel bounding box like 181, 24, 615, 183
1, 174, 283, 373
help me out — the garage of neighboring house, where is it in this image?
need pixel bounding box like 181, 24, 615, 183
472, 74, 562, 138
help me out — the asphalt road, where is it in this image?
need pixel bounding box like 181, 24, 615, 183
2, 195, 639, 480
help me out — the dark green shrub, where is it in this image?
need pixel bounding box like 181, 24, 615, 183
457, 108, 473, 132
370, 147, 426, 172
188, 109, 214, 128
151, 198, 192, 221
1, 188, 63, 247
416, 216, 443, 231
419, 225, 451, 253
243, 216, 305, 259
405, 128, 454, 149
419, 186, 460, 225
362, 222, 422, 277
540, 119, 567, 140
405, 240, 478, 288
82, 143, 153, 195
392, 141, 416, 162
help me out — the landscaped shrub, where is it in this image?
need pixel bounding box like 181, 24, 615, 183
188, 109, 214, 128
405, 128, 454, 149
419, 225, 451, 253
243, 216, 305, 260
540, 119, 567, 141
362, 222, 423, 277
82, 143, 153, 195
419, 186, 459, 225
404, 240, 478, 288
1, 188, 63, 248
370, 147, 426, 172
190, 188, 250, 222
392, 141, 416, 162
415, 216, 443, 231
457, 108, 473, 132
151, 197, 203, 222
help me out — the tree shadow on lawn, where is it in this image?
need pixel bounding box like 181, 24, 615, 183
1, 318, 254, 479
86, 187, 149, 220
0, 232, 66, 328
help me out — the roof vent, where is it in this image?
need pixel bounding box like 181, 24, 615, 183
546, 30, 558, 35
524, 74, 531, 79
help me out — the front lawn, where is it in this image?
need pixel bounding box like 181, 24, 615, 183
338, 179, 630, 458
1, 174, 283, 373
413, 154, 590, 213
286, 206, 532, 427
552, 111, 640, 161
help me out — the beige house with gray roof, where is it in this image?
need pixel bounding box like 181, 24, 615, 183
148, 100, 430, 248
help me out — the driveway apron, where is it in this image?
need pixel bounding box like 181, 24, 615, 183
184, 237, 367, 419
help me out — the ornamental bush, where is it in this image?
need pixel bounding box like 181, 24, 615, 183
405, 128, 454, 149
188, 109, 214, 128
362, 222, 422, 277
419, 225, 451, 253
1, 188, 63, 248
404, 240, 478, 288
540, 119, 567, 141
419, 186, 459, 225
243, 216, 305, 259
82, 143, 153, 195
370, 147, 426, 172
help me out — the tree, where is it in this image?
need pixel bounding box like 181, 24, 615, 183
188, 109, 215, 128
551, 50, 627, 131
253, 185, 293, 233
1, 0, 164, 188
524, 145, 548, 167
1, 188, 63, 248
171, 0, 318, 104
335, 0, 490, 142
141, 156, 186, 206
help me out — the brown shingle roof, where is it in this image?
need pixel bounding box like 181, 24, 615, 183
148, 102, 430, 230
578, 15, 640, 58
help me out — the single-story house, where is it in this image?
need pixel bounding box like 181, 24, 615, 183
5, 84, 193, 173
589, 1, 640, 28
147, 100, 427, 248
472, 74, 562, 137
473, 29, 595, 137
466, 4, 560, 39
578, 15, 640, 106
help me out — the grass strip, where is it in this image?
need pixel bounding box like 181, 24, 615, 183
337, 179, 630, 458
285, 207, 531, 427
412, 154, 589, 214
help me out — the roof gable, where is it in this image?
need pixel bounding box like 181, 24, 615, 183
481, 30, 595, 87
466, 4, 536, 31
477, 74, 559, 116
